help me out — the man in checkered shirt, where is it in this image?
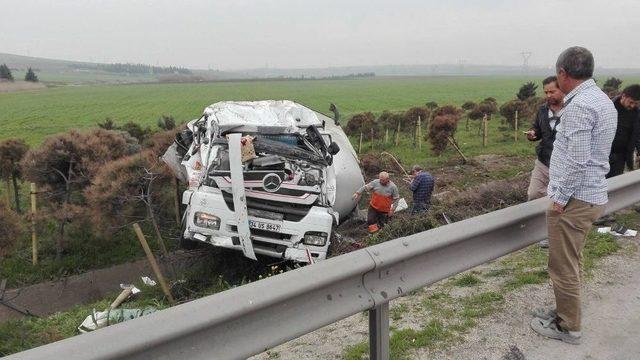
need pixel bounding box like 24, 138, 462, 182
530, 47, 617, 345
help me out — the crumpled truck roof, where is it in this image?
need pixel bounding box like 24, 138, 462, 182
203, 100, 324, 130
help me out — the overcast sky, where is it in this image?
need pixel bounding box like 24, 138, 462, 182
1, 0, 638, 70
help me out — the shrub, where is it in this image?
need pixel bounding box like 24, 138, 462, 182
121, 121, 153, 143
145, 128, 180, 157
85, 150, 172, 236
461, 101, 476, 111
345, 112, 379, 137
437, 174, 528, 221
20, 129, 140, 257
404, 106, 430, 127
602, 77, 623, 98
97, 118, 116, 130
378, 111, 407, 136
157, 115, 176, 130
499, 100, 535, 129
369, 213, 439, 244
516, 82, 537, 101
427, 106, 462, 156
0, 139, 29, 213
425, 101, 439, 110
0, 199, 22, 257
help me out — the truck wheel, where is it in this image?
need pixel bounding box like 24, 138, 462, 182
180, 234, 200, 250
179, 218, 200, 250
326, 227, 340, 258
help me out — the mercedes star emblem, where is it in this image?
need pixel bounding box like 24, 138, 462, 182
262, 173, 282, 192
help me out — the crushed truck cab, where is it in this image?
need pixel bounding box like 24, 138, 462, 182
163, 100, 364, 263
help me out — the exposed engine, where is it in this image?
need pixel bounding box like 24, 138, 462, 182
204, 133, 331, 207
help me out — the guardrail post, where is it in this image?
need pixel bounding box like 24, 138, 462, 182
369, 302, 390, 360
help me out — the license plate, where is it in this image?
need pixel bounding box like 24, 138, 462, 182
248, 220, 282, 232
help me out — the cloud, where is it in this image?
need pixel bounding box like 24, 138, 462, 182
1, 0, 638, 69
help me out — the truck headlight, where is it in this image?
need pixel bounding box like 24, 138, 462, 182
194, 212, 220, 230
303, 232, 328, 246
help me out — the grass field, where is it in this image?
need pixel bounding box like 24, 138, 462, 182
3, 75, 638, 169
0, 76, 551, 145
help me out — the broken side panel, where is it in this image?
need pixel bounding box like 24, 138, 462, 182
228, 133, 257, 260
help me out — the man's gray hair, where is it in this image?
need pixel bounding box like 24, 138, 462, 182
556, 46, 594, 80
411, 164, 422, 172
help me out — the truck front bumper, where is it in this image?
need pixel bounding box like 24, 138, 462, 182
183, 188, 334, 263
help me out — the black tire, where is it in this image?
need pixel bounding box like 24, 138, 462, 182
179, 217, 200, 250
180, 235, 200, 250
326, 225, 339, 258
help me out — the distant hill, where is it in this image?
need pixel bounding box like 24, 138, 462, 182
2, 52, 639, 85
0, 53, 245, 84
231, 64, 640, 79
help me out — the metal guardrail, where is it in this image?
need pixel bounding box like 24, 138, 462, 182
8, 171, 640, 360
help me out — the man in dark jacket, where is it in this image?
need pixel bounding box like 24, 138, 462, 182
525, 76, 565, 200
407, 165, 434, 214
606, 84, 640, 178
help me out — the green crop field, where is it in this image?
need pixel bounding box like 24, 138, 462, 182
1, 76, 549, 145
1, 75, 637, 166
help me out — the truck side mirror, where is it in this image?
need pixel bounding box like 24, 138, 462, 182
328, 142, 340, 155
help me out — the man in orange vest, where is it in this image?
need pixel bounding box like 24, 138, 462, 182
352, 171, 400, 233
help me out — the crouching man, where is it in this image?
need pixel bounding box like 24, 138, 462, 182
352, 171, 400, 233
408, 165, 434, 214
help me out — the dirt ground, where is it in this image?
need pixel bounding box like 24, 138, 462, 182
0, 251, 208, 323
426, 238, 640, 360
337, 154, 531, 245
0, 81, 46, 93
251, 235, 640, 360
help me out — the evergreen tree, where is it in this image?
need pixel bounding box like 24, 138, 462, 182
24, 67, 38, 82
516, 82, 537, 101
157, 115, 176, 130
603, 77, 623, 91
0, 64, 14, 81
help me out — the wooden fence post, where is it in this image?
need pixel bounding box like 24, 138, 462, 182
482, 114, 488, 147
358, 132, 363, 154
30, 183, 38, 265
384, 128, 389, 144
514, 110, 519, 142
395, 121, 401, 147
417, 116, 422, 150
173, 178, 181, 225
4, 179, 11, 209
133, 223, 175, 304
370, 128, 374, 150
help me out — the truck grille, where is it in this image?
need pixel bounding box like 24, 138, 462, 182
222, 193, 310, 222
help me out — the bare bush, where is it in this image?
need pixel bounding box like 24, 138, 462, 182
378, 111, 407, 139
602, 77, 623, 98
461, 101, 476, 111
20, 129, 140, 258
85, 150, 172, 242
427, 106, 462, 155
436, 174, 529, 222
404, 106, 430, 127
0, 199, 22, 257
499, 100, 536, 129
345, 112, 379, 137
0, 138, 29, 213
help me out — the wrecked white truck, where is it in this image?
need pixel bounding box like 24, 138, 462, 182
163, 100, 364, 263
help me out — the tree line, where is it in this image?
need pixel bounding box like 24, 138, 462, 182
69, 63, 192, 75
344, 77, 627, 156
0, 64, 39, 82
